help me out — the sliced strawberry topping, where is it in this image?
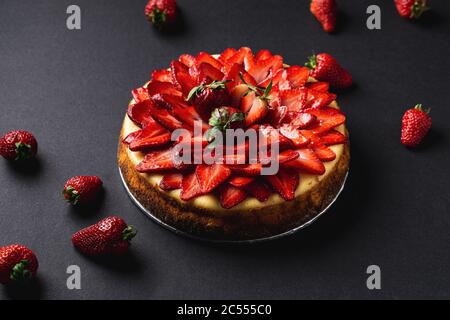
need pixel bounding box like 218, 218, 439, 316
122, 130, 142, 145
179, 54, 196, 68
195, 164, 231, 193
128, 101, 155, 127
159, 172, 183, 191
265, 168, 299, 201
282, 148, 325, 175
289, 112, 317, 129
129, 121, 171, 151
224, 63, 257, 91
147, 100, 183, 130
279, 124, 310, 147
243, 179, 272, 202
244, 97, 268, 127
132, 87, 150, 103
319, 130, 347, 145
136, 148, 175, 172
218, 48, 238, 63
301, 130, 336, 161
246, 55, 283, 85
197, 63, 224, 84
170, 60, 189, 88
305, 89, 336, 109
180, 172, 204, 201
228, 163, 262, 176
286, 66, 309, 88
279, 88, 308, 112
277, 149, 300, 163
219, 184, 248, 209
230, 84, 250, 107
224, 47, 253, 68
152, 69, 172, 83
228, 175, 254, 188
147, 81, 182, 98
306, 81, 330, 92
308, 107, 345, 133
196, 52, 223, 70
161, 94, 207, 130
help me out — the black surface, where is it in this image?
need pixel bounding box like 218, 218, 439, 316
0, 0, 449, 300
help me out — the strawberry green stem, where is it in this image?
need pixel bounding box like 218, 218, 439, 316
150, 7, 167, 28
62, 186, 80, 205
414, 104, 431, 114
10, 260, 32, 282
122, 226, 137, 241
14, 142, 32, 161
305, 55, 317, 70
411, 0, 429, 19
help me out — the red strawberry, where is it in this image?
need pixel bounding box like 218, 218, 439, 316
224, 63, 257, 91
197, 63, 225, 84
228, 163, 262, 176
319, 130, 347, 145
132, 87, 150, 103
286, 66, 310, 88
228, 176, 255, 188
159, 172, 183, 190
63, 176, 103, 205
187, 80, 231, 121
0, 244, 38, 284
246, 55, 283, 85
289, 112, 317, 129
305, 89, 336, 109
147, 81, 182, 98
310, 0, 337, 33
219, 184, 247, 209
218, 48, 238, 63
180, 172, 204, 201
72, 216, 137, 256
145, 0, 177, 28
279, 88, 308, 112
122, 130, 142, 145
279, 125, 310, 147
162, 94, 207, 130
195, 164, 231, 193
401, 104, 432, 147
128, 101, 154, 128
147, 98, 184, 130
308, 107, 346, 133
152, 69, 172, 83
136, 148, 175, 172
395, 0, 428, 19
265, 168, 299, 201
301, 130, 336, 161
243, 180, 272, 202
306, 53, 352, 89
196, 52, 223, 71
306, 81, 330, 92
244, 95, 270, 127
0, 130, 38, 161
128, 121, 171, 151
283, 148, 326, 175
179, 54, 196, 68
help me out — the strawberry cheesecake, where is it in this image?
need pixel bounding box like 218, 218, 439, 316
118, 47, 350, 241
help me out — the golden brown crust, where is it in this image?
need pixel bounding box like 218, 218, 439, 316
118, 128, 350, 241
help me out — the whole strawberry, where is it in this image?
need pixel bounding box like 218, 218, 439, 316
187, 80, 231, 122
395, 0, 429, 19
0, 244, 38, 285
63, 176, 103, 205
401, 104, 432, 147
0, 130, 38, 161
305, 53, 352, 89
310, 0, 337, 33
145, 0, 177, 28
72, 216, 137, 256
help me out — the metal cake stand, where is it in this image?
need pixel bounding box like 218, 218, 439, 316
119, 167, 348, 244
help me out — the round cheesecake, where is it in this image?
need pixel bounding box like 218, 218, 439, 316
118, 48, 350, 241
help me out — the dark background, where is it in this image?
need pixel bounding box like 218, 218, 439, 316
0, 0, 449, 300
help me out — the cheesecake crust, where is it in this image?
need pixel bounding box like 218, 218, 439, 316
118, 126, 350, 241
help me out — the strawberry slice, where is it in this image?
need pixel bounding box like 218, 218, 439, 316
228, 163, 262, 176
147, 100, 183, 130
282, 148, 325, 175
319, 130, 347, 145
128, 101, 155, 127
159, 172, 183, 191
308, 107, 346, 133
197, 62, 224, 84
224, 47, 253, 68
180, 172, 204, 201
152, 69, 172, 83
162, 94, 207, 130
301, 130, 336, 161
196, 52, 223, 70
170, 60, 189, 89
279, 124, 310, 147
179, 54, 196, 68
279, 88, 308, 112
306, 81, 330, 92
132, 87, 150, 103
218, 48, 237, 63
258, 125, 293, 151
286, 66, 309, 88
136, 148, 175, 172
240, 91, 256, 113
244, 97, 268, 127
224, 63, 257, 91
255, 49, 273, 61
265, 168, 299, 201
128, 121, 171, 151
195, 164, 231, 193
147, 81, 182, 98
176, 72, 197, 97
243, 179, 272, 202
246, 55, 283, 85
305, 89, 336, 109
219, 184, 248, 209
267, 105, 288, 127
230, 84, 250, 107
277, 149, 300, 164
122, 130, 142, 145
289, 112, 316, 129
228, 176, 254, 188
